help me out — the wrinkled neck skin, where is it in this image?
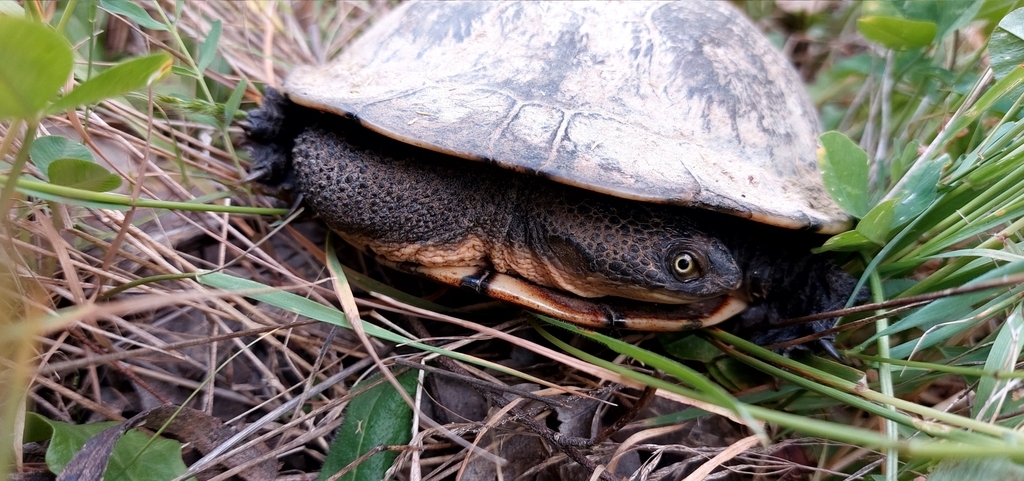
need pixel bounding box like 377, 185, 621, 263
507, 186, 744, 305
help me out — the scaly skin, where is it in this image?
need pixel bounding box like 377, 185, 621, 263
246, 89, 858, 348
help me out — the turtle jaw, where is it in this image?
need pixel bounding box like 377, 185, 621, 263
589, 285, 724, 305
383, 261, 750, 331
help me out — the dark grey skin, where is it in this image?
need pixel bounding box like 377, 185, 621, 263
246, 89, 859, 351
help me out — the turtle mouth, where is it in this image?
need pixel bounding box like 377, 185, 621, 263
589, 283, 725, 305
550, 270, 742, 305
650, 275, 742, 304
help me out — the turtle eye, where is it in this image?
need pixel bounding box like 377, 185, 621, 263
671, 252, 701, 280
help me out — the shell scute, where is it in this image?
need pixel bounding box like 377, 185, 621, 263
284, 0, 850, 233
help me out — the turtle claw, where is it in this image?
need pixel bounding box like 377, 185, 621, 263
244, 167, 271, 184
819, 338, 843, 361
286, 193, 305, 218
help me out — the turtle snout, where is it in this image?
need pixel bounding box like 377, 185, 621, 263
701, 244, 743, 293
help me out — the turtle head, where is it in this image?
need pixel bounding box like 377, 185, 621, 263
523, 199, 743, 304
636, 235, 744, 302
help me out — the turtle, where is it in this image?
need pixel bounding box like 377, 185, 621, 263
245, 0, 861, 352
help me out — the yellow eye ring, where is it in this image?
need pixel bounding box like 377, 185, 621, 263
672, 252, 700, 280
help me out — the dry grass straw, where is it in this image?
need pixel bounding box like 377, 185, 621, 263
7, 1, 390, 476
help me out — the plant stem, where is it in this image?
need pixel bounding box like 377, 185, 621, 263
870, 268, 899, 481
6, 174, 288, 215
709, 329, 1024, 443
0, 122, 38, 218
0, 119, 22, 167
55, 0, 78, 34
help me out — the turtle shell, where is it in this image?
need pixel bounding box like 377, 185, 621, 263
284, 0, 850, 234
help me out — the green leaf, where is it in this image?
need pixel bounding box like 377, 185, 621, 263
170, 65, 200, 79
990, 8, 1024, 102
98, 0, 167, 31
660, 333, 721, 363
972, 305, 1024, 420
30, 136, 94, 179
24, 413, 188, 481
890, 157, 942, 227
223, 79, 247, 127
815, 230, 876, 253
990, 8, 1024, 82
48, 52, 173, 113
711, 357, 768, 391
47, 158, 122, 192
0, 16, 73, 120
319, 371, 417, 481
818, 131, 871, 218
857, 16, 938, 49
705, 359, 741, 391
929, 458, 1024, 481
197, 20, 222, 74
881, 1, 982, 40
890, 140, 919, 185
856, 198, 897, 245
